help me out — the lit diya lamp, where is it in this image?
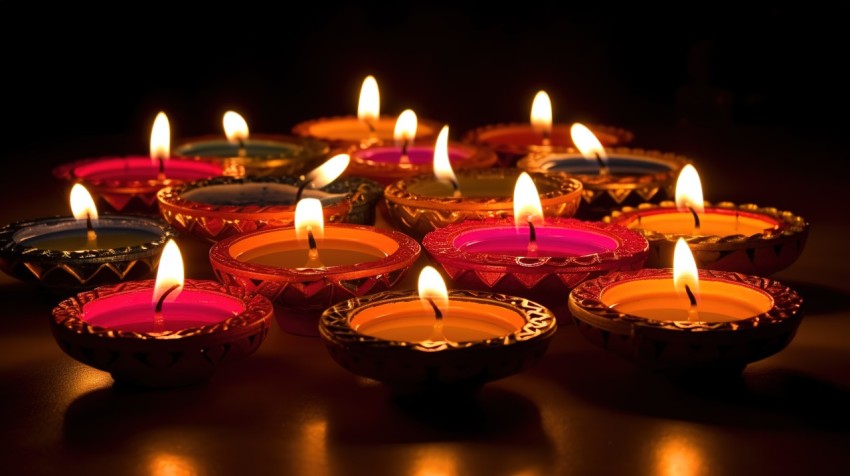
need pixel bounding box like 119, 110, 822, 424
517, 123, 689, 220
173, 110, 330, 178
50, 239, 274, 387
0, 184, 174, 294
53, 112, 223, 214
209, 197, 421, 336
464, 90, 634, 166
157, 154, 353, 242
345, 113, 497, 185
319, 266, 557, 392
603, 164, 809, 275
569, 238, 804, 373
291, 75, 441, 149
423, 173, 648, 320
384, 127, 583, 240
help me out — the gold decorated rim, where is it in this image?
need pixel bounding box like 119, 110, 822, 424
568, 268, 802, 332
517, 147, 689, 191
464, 122, 635, 155
51, 279, 273, 340
383, 169, 583, 212
319, 289, 557, 352
603, 201, 809, 251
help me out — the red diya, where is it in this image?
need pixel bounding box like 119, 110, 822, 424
346, 117, 497, 185
50, 240, 274, 388
157, 154, 353, 242
464, 90, 634, 166
604, 164, 809, 275
209, 198, 421, 336
423, 173, 648, 320
173, 110, 331, 178
53, 112, 223, 214
291, 75, 441, 149
319, 266, 557, 392
0, 185, 174, 294
568, 239, 803, 374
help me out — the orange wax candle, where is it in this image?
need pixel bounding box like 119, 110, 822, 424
629, 208, 780, 236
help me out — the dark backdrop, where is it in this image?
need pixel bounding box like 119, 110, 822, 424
2, 4, 847, 156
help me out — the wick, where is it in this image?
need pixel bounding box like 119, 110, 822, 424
295, 179, 311, 202
364, 119, 376, 134
304, 227, 325, 268
157, 157, 166, 181
85, 212, 97, 245
237, 138, 247, 158
449, 178, 461, 198
688, 206, 701, 230
399, 139, 411, 167
541, 131, 551, 147
154, 283, 180, 326
684, 284, 698, 307
426, 298, 443, 320
595, 153, 610, 176
527, 219, 539, 256
426, 297, 447, 342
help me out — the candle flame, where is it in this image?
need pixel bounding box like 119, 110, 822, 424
393, 109, 418, 144
223, 111, 249, 143
675, 164, 705, 214
570, 123, 607, 163
305, 154, 350, 189
150, 112, 171, 162
357, 75, 380, 123
153, 239, 184, 305
530, 90, 553, 136
295, 198, 324, 242
673, 237, 700, 303
513, 172, 544, 228
432, 125, 457, 186
418, 266, 449, 310
70, 184, 98, 222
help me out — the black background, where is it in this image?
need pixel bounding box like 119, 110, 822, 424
2, 3, 847, 155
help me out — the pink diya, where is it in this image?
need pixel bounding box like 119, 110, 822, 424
423, 173, 648, 320
291, 75, 441, 149
569, 239, 803, 373
157, 154, 353, 242
50, 240, 274, 388
53, 112, 223, 214
209, 198, 421, 336
345, 115, 497, 185
464, 90, 634, 166
604, 165, 809, 275
319, 266, 557, 392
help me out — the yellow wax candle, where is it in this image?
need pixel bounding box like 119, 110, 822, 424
631, 210, 779, 236
237, 239, 386, 267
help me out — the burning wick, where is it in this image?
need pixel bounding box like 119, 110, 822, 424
595, 152, 610, 176
85, 212, 97, 246
154, 283, 180, 326
527, 218, 539, 256
684, 283, 699, 321
304, 226, 325, 268
541, 130, 551, 147
295, 178, 311, 203
157, 158, 166, 181
688, 206, 701, 230
426, 298, 447, 342
237, 138, 247, 158
399, 138, 411, 166
448, 178, 461, 198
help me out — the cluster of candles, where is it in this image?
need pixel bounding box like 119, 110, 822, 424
1, 75, 806, 389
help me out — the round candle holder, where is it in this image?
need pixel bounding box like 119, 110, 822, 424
320, 176, 384, 225
51, 279, 274, 388
209, 224, 421, 336
173, 134, 330, 178
157, 176, 352, 242
383, 169, 583, 240
346, 142, 498, 185
292, 115, 442, 150
464, 122, 634, 167
53, 156, 223, 214
0, 216, 174, 295
518, 147, 689, 220
604, 201, 810, 275
568, 268, 803, 373
423, 218, 648, 321
319, 289, 557, 392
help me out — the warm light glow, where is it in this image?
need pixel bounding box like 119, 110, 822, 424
223, 111, 249, 143
418, 266, 449, 310
357, 75, 380, 123
149, 452, 199, 476
153, 239, 184, 305
675, 164, 705, 213
530, 90, 553, 136
393, 109, 418, 144
150, 112, 171, 161
673, 237, 700, 303
295, 198, 324, 242
432, 125, 457, 186
307, 154, 350, 189
70, 184, 98, 222
570, 123, 607, 162
655, 430, 706, 476
513, 172, 544, 228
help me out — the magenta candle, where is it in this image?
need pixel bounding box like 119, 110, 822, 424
51, 279, 273, 388
53, 156, 223, 213
347, 143, 498, 185
423, 218, 649, 321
